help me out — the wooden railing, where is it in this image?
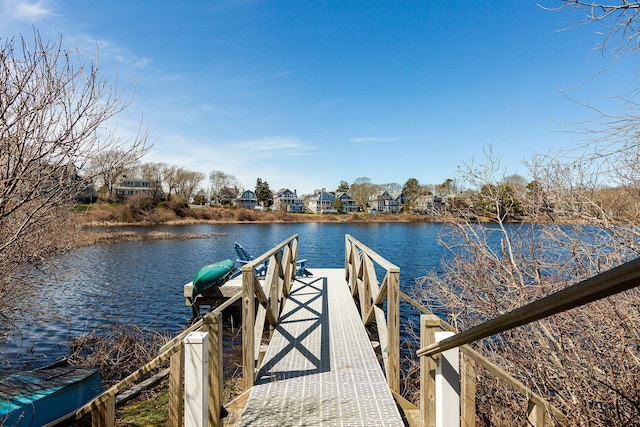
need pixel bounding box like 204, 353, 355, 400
413, 256, 640, 426
75, 234, 301, 427
344, 235, 570, 426
400, 291, 565, 426
344, 234, 400, 393
241, 234, 300, 390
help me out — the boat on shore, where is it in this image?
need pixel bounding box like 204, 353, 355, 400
0, 359, 102, 427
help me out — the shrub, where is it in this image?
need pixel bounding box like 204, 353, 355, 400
235, 209, 256, 221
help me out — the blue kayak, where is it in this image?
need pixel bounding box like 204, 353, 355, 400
191, 258, 234, 298
0, 359, 102, 426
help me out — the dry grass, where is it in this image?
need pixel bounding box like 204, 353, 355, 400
78, 202, 435, 226
69, 324, 170, 386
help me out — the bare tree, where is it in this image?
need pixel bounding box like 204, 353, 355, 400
350, 177, 378, 211
435, 177, 459, 197
0, 32, 148, 324
174, 169, 205, 204
138, 162, 167, 200
209, 170, 237, 205
163, 164, 181, 200
90, 148, 142, 201
544, 1, 640, 58
414, 149, 640, 425
380, 182, 402, 193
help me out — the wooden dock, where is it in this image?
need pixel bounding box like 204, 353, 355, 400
238, 268, 404, 426
77, 233, 601, 426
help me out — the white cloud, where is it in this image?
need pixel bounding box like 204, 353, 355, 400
114, 53, 152, 69
70, 37, 152, 71
232, 136, 312, 156
2, 0, 54, 21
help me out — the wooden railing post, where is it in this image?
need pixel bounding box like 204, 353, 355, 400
461, 352, 476, 427
270, 252, 282, 323
169, 344, 184, 427
344, 236, 352, 283
421, 314, 440, 427
527, 400, 549, 427
205, 313, 223, 427
91, 394, 115, 427
388, 267, 400, 394
242, 265, 256, 391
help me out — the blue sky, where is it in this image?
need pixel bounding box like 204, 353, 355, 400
1, 1, 635, 194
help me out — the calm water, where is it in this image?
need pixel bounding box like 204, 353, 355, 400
0, 222, 448, 372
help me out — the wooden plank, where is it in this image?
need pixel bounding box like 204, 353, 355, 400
364, 302, 376, 326
252, 272, 268, 305
278, 249, 288, 298
528, 400, 549, 427
159, 291, 242, 354
168, 348, 184, 427
345, 234, 400, 272
205, 313, 223, 427
390, 390, 421, 427
281, 244, 293, 294
344, 236, 352, 278
241, 234, 299, 269
91, 395, 114, 427
461, 352, 476, 427
223, 389, 252, 426
353, 258, 363, 297
242, 266, 256, 391
273, 251, 284, 317
78, 341, 184, 418
361, 256, 375, 324
358, 264, 367, 319
374, 274, 388, 306
261, 256, 278, 327
269, 255, 281, 326
420, 315, 440, 427
460, 345, 564, 421
387, 269, 400, 393
371, 271, 385, 303
351, 246, 361, 294
254, 304, 267, 367
364, 255, 379, 297
116, 368, 169, 405
374, 305, 390, 377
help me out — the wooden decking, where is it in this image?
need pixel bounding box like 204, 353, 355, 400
238, 268, 404, 427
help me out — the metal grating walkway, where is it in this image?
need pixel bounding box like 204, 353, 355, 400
238, 268, 404, 427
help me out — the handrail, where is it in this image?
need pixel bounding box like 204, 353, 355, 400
399, 291, 565, 421
345, 233, 400, 272
411, 256, 640, 425
75, 291, 241, 420
244, 235, 298, 268
345, 238, 564, 424
242, 234, 300, 390
416, 256, 640, 358
344, 234, 400, 393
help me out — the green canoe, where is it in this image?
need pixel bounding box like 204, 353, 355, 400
191, 259, 234, 298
